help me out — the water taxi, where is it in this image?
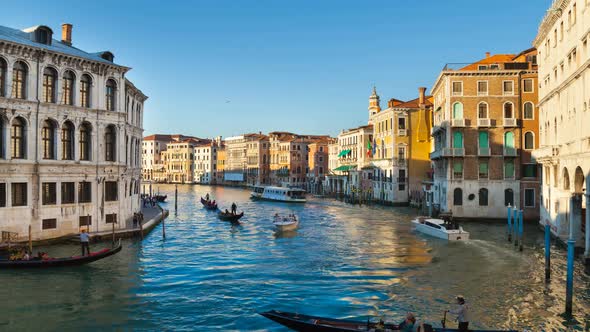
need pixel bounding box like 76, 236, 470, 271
250, 186, 306, 203
411, 217, 470, 241
273, 214, 299, 232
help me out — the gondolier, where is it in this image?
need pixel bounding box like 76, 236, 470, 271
448, 295, 470, 332
231, 202, 237, 215
80, 229, 90, 256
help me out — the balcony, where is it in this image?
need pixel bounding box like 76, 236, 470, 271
503, 147, 518, 156
478, 147, 491, 156
503, 118, 517, 127
393, 158, 407, 167
532, 145, 560, 161
398, 129, 407, 136
452, 148, 465, 156
477, 118, 491, 127
451, 119, 465, 127
429, 148, 452, 159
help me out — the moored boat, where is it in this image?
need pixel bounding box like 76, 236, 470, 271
260, 310, 517, 332
273, 214, 299, 232
200, 197, 218, 210
218, 211, 244, 223
411, 217, 469, 241
251, 186, 306, 203
0, 240, 123, 268
154, 194, 167, 202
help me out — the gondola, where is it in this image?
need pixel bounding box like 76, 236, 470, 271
217, 211, 244, 223
154, 194, 167, 202
0, 239, 123, 268
259, 310, 518, 332
200, 197, 218, 210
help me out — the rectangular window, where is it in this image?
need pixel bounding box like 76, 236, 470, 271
0, 183, 5, 207
79, 215, 91, 227
523, 164, 538, 178
398, 146, 406, 161
523, 79, 533, 93
105, 181, 118, 201
42, 182, 56, 205
504, 160, 515, 178
398, 169, 406, 191
61, 182, 75, 204
398, 117, 406, 130
503, 81, 514, 95
452, 82, 463, 96
42, 218, 57, 230
11, 182, 27, 206
477, 81, 488, 95
78, 182, 92, 203
453, 161, 463, 179
479, 161, 489, 179
478, 65, 488, 70
106, 213, 117, 224
524, 189, 535, 208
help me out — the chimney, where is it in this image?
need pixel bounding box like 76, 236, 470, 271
418, 87, 426, 105
61, 23, 72, 46
485, 52, 491, 58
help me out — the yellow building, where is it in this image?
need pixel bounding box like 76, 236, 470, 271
369, 87, 432, 204
162, 140, 197, 183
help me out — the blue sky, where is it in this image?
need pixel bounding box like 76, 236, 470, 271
1, 0, 550, 138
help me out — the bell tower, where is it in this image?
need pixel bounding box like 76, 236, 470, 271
368, 86, 381, 122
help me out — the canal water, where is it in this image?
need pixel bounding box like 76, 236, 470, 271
0, 184, 588, 331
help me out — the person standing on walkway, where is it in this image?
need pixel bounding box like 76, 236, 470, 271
80, 229, 90, 256
448, 295, 469, 332
231, 202, 237, 215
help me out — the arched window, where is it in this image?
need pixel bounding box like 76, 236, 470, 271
80, 74, 91, 108
62, 70, 75, 105
479, 131, 489, 148
61, 121, 74, 160
524, 132, 534, 150
79, 122, 92, 161
11, 117, 26, 159
105, 125, 116, 161
504, 102, 514, 118
479, 188, 488, 206
452, 102, 463, 119
453, 131, 463, 148
453, 188, 463, 206
42, 120, 56, 159
478, 102, 488, 119
0, 58, 6, 97
504, 132, 515, 148
12, 61, 27, 99
504, 189, 514, 206
42, 67, 57, 103
523, 102, 534, 119
106, 79, 116, 111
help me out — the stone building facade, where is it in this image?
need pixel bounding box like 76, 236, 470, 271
430, 50, 540, 220
533, 0, 590, 253
162, 140, 196, 184
0, 23, 146, 240
142, 134, 172, 182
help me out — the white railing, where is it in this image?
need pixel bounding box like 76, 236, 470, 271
503, 118, 517, 127
451, 119, 465, 127
453, 148, 465, 156
478, 147, 491, 156
504, 147, 518, 156
477, 118, 491, 127
398, 129, 407, 136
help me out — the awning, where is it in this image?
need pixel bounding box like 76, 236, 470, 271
337, 149, 351, 158
333, 165, 356, 172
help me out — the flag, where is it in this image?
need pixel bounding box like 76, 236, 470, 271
367, 140, 372, 157
372, 139, 376, 156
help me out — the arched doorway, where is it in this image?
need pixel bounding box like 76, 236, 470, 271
574, 166, 584, 193
563, 167, 570, 191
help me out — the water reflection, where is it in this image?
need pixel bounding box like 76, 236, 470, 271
0, 184, 587, 331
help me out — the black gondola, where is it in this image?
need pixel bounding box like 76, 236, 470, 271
0, 240, 123, 268
200, 197, 219, 210
259, 310, 518, 332
154, 194, 167, 202
217, 211, 244, 223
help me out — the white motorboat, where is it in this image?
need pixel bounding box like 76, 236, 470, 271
273, 214, 299, 232
411, 217, 469, 241
251, 186, 306, 203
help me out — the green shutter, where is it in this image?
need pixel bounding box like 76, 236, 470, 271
479, 161, 488, 173
505, 160, 514, 177
453, 132, 463, 148
479, 132, 489, 148
453, 161, 463, 172
453, 103, 463, 119
504, 132, 514, 148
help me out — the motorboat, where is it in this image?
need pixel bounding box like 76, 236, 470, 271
273, 214, 299, 232
251, 186, 306, 203
260, 310, 517, 332
411, 217, 469, 241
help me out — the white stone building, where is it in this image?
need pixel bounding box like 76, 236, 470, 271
0, 23, 146, 241
194, 143, 215, 184
533, 0, 590, 253
142, 134, 173, 182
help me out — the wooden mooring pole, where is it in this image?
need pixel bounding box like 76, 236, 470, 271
28, 225, 32, 254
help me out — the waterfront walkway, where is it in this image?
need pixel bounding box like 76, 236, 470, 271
89, 205, 169, 241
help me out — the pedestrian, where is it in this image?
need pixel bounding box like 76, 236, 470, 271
448, 295, 469, 332
80, 229, 90, 256
133, 213, 138, 228
231, 202, 237, 215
